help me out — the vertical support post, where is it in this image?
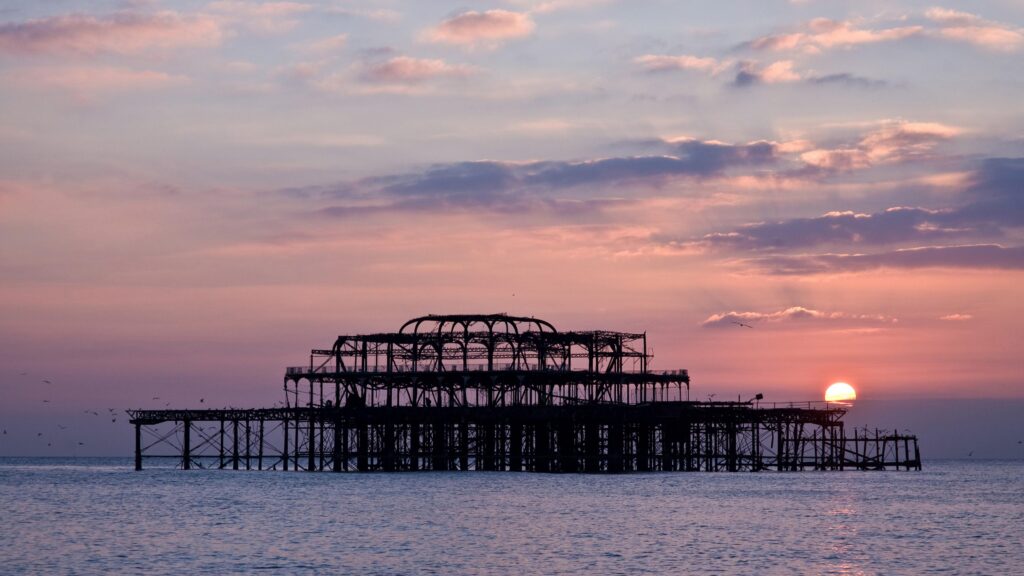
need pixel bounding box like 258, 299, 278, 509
332, 416, 342, 472
282, 418, 289, 471
258, 419, 264, 471
534, 422, 549, 472
608, 420, 623, 473
182, 420, 191, 470
219, 420, 225, 469
134, 423, 142, 471
245, 419, 251, 471
637, 423, 650, 472
510, 420, 523, 472
232, 419, 239, 471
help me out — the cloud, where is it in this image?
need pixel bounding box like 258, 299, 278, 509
0, 11, 223, 56
747, 18, 923, 54
691, 155, 1024, 274
745, 11, 1024, 55
360, 56, 475, 84
702, 156, 1023, 253
206, 1, 313, 34
925, 7, 1024, 52
424, 10, 534, 47
939, 313, 973, 321
702, 306, 896, 327
806, 73, 886, 88
297, 34, 348, 55
744, 244, 1024, 275
703, 207, 976, 251
634, 54, 733, 75
325, 7, 402, 22
7, 65, 189, 99
800, 120, 959, 171
733, 60, 802, 86
301, 138, 778, 218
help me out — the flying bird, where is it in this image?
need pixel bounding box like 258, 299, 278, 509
42, 379, 52, 384
200, 398, 204, 403
152, 396, 160, 400
57, 425, 66, 430
42, 400, 50, 403
731, 321, 754, 329
78, 442, 84, 446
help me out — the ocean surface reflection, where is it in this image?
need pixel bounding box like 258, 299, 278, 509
0, 458, 1021, 575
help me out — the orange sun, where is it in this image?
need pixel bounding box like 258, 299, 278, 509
825, 382, 857, 403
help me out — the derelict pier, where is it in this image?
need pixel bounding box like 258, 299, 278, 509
129, 314, 921, 472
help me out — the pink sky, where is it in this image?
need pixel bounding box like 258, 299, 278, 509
1, 0, 1023, 455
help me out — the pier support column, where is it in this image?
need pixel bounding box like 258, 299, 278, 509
432, 421, 446, 471
509, 421, 523, 472
584, 422, 599, 473
182, 420, 191, 470
534, 423, 549, 472
232, 419, 239, 471
282, 418, 289, 471
637, 423, 650, 472
332, 417, 342, 472
134, 423, 142, 471
357, 421, 369, 471
608, 421, 623, 474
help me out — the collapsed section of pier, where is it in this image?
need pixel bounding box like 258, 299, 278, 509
129, 313, 921, 472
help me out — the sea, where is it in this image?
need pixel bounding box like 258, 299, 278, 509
0, 458, 1021, 575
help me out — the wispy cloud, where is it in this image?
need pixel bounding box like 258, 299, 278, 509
925, 7, 1024, 52
733, 60, 802, 86
634, 54, 733, 75
360, 56, 475, 84
702, 306, 897, 327
300, 138, 779, 218
424, 10, 534, 47
206, 1, 313, 35
744, 244, 1024, 275
746, 18, 922, 54
6, 65, 189, 100
799, 120, 959, 171
0, 11, 223, 56
745, 10, 1024, 55
939, 313, 973, 321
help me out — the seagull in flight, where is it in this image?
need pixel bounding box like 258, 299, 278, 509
731, 321, 754, 329
42, 379, 52, 384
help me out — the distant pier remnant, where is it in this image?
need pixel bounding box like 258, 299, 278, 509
129, 314, 921, 472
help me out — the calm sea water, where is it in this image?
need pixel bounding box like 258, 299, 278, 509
1, 458, 1021, 575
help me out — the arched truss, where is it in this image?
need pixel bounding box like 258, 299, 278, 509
283, 313, 690, 409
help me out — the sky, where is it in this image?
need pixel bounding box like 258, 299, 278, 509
0, 0, 1022, 456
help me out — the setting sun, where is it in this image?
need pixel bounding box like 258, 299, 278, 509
825, 382, 857, 403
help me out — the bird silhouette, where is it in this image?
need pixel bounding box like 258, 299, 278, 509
111, 418, 117, 423
57, 425, 66, 430
731, 321, 754, 329
200, 398, 204, 403
2, 429, 6, 435
78, 442, 84, 446
42, 400, 50, 403
42, 379, 52, 384
37, 432, 42, 436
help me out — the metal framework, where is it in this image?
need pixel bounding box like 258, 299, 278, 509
129, 314, 921, 473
